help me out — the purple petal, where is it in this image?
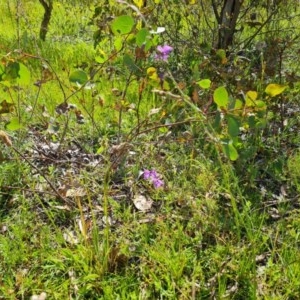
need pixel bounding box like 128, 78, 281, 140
143, 169, 151, 180
155, 45, 173, 61
155, 53, 169, 61
157, 45, 165, 53
157, 45, 173, 55
150, 170, 158, 179
153, 178, 164, 189
161, 45, 173, 54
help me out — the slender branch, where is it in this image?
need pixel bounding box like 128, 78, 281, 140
241, 6, 280, 50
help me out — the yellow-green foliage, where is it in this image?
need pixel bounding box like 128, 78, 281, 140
287, 151, 300, 192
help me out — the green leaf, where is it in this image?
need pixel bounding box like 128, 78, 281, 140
216, 49, 226, 59
0, 64, 5, 78
95, 49, 108, 63
136, 28, 149, 47
255, 118, 267, 129
245, 90, 257, 107
5, 117, 22, 131
197, 79, 211, 89
222, 139, 239, 161
17, 63, 31, 85
213, 111, 222, 132
114, 36, 123, 51
123, 54, 140, 73
213, 86, 229, 108
254, 100, 266, 111
69, 70, 88, 85
3, 62, 31, 85
216, 49, 227, 64
265, 84, 287, 97
111, 15, 134, 35
5, 62, 19, 80
227, 116, 240, 137
247, 115, 256, 128
234, 99, 243, 111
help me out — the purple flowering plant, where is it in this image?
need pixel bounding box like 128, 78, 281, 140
155, 45, 173, 61
143, 169, 164, 189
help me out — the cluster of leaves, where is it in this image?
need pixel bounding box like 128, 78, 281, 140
1, 1, 298, 165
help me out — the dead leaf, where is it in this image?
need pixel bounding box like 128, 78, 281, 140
52, 205, 71, 211
31, 292, 47, 300
74, 109, 85, 124
135, 45, 148, 60
0, 130, 12, 147
66, 187, 86, 198
55, 102, 69, 114
133, 194, 153, 211
0, 100, 14, 114
148, 107, 161, 116
63, 230, 79, 245
34, 67, 55, 86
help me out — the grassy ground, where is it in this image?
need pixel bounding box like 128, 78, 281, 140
1, 1, 300, 299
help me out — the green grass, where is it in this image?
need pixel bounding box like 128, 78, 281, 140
1, 1, 300, 299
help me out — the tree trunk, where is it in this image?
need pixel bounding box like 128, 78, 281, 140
212, 0, 243, 50
39, 0, 53, 41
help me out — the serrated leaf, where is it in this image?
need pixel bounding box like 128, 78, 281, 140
69, 70, 88, 85
265, 84, 287, 97
213, 86, 229, 108
198, 79, 211, 89
111, 15, 134, 35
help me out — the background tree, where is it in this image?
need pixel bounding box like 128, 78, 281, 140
212, 0, 243, 50
39, 0, 53, 41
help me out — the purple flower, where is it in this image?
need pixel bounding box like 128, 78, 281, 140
155, 45, 173, 61
153, 178, 164, 189
143, 169, 164, 189
143, 169, 151, 180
